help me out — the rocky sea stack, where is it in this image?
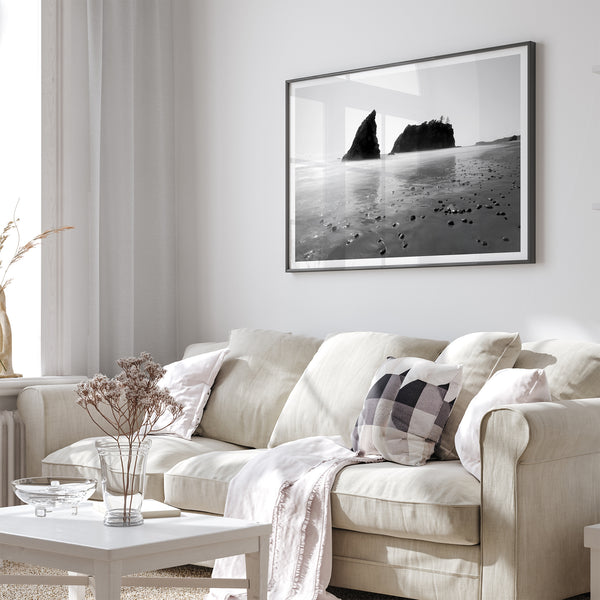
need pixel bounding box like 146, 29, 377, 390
342, 110, 380, 161
390, 119, 455, 154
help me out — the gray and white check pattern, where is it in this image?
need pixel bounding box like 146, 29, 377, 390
352, 357, 462, 466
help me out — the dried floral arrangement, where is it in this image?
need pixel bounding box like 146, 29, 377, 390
0, 204, 73, 376
0, 204, 73, 293
76, 352, 183, 445
77, 353, 183, 525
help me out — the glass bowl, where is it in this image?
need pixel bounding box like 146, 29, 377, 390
12, 476, 97, 517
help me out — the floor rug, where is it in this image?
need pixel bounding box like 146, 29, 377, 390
0, 561, 591, 600
0, 561, 405, 600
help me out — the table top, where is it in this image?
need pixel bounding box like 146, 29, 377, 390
0, 503, 271, 560
584, 523, 600, 548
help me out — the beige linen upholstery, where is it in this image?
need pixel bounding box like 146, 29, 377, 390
42, 435, 247, 502
480, 399, 600, 600
18, 332, 600, 600
331, 461, 479, 545
198, 329, 322, 448
515, 339, 600, 401
165, 448, 265, 514
17, 345, 230, 477
331, 529, 480, 600
455, 368, 551, 480
18, 384, 110, 477
435, 331, 521, 460
268, 332, 448, 448
165, 451, 480, 545
182, 341, 228, 359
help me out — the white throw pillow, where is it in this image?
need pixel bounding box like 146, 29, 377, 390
147, 348, 229, 440
454, 368, 551, 480
434, 331, 522, 460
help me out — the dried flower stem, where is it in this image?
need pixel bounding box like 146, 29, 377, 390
76, 353, 183, 522
0, 202, 74, 293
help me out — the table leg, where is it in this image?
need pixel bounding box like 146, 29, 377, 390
92, 560, 121, 600
592, 549, 600, 600
68, 571, 87, 600
245, 534, 269, 600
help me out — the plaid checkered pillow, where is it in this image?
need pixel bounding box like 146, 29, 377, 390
351, 357, 462, 466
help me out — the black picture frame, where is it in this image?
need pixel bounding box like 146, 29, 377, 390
286, 42, 535, 272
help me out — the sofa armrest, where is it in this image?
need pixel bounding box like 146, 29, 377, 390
480, 398, 600, 600
17, 384, 118, 477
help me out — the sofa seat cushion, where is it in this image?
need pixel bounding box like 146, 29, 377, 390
41, 435, 248, 502
164, 451, 480, 545
165, 448, 265, 514
331, 460, 480, 545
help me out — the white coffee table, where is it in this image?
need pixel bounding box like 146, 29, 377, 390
0, 503, 270, 600
585, 524, 600, 599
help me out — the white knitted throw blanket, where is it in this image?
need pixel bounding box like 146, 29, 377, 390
208, 436, 379, 600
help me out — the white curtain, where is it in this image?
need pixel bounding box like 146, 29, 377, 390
43, 0, 178, 376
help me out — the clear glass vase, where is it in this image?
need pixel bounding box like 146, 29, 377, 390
95, 438, 151, 527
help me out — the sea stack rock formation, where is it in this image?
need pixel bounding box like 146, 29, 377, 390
342, 110, 380, 161
390, 119, 456, 154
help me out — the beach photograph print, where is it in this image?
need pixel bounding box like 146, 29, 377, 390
286, 42, 535, 271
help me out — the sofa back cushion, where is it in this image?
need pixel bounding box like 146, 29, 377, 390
515, 339, 600, 401
183, 341, 228, 359
268, 332, 448, 449
434, 331, 522, 460
197, 328, 322, 448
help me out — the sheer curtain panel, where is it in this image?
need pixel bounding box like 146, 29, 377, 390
43, 0, 178, 376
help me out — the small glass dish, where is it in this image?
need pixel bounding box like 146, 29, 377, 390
12, 476, 97, 517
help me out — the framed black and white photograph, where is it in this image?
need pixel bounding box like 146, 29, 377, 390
286, 42, 535, 271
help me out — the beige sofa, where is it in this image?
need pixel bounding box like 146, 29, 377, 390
16, 329, 600, 600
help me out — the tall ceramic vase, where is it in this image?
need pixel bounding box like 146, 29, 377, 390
0, 288, 21, 378
95, 438, 151, 527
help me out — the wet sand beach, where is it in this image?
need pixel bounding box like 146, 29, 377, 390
293, 141, 521, 264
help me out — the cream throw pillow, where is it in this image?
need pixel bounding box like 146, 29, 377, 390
515, 339, 600, 401
198, 329, 323, 448
435, 331, 522, 460
455, 368, 551, 480
147, 348, 228, 440
268, 332, 448, 449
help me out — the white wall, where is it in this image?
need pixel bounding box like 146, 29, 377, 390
174, 0, 600, 348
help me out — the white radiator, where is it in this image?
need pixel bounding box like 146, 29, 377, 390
0, 411, 25, 507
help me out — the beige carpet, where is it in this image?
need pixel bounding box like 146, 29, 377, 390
0, 561, 402, 600
0, 561, 214, 599
0, 561, 591, 600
